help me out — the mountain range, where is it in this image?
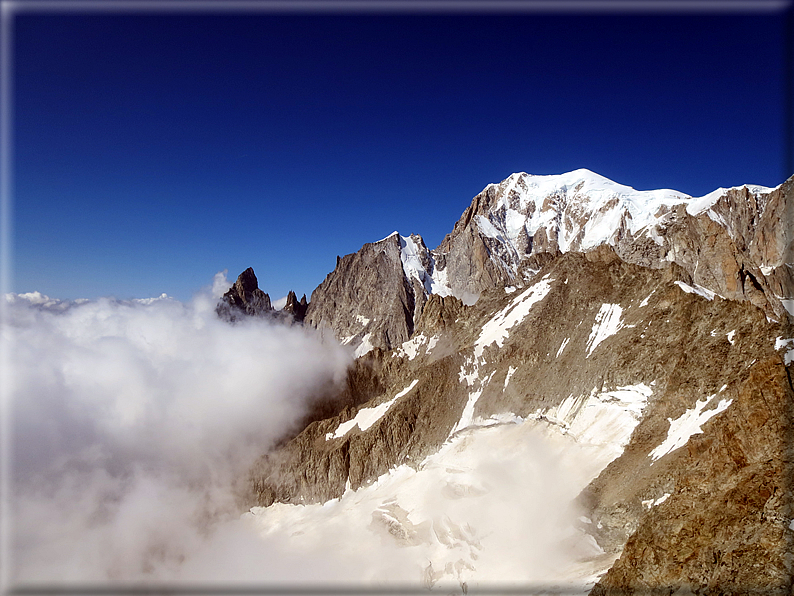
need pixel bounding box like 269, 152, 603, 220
219, 169, 794, 594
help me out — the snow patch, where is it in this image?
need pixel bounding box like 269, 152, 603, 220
726, 330, 736, 345
355, 333, 375, 358
356, 315, 371, 326
474, 277, 554, 358
649, 395, 733, 462
674, 281, 715, 301
585, 304, 624, 357
503, 366, 517, 390
556, 337, 570, 358
393, 334, 427, 361
542, 383, 653, 460
642, 493, 670, 509
775, 337, 794, 365
327, 380, 419, 440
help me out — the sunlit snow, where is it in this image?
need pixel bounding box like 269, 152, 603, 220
327, 380, 419, 440
674, 280, 715, 301
543, 383, 653, 460
354, 333, 375, 357
250, 408, 629, 590
585, 304, 624, 357
503, 365, 517, 389
475, 275, 555, 359
649, 394, 733, 462
642, 493, 670, 509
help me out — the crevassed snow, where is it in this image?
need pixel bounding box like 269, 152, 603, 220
249, 408, 625, 589
649, 395, 733, 462
674, 280, 715, 301
478, 169, 690, 257
556, 338, 570, 358
474, 276, 554, 358
327, 380, 419, 440
585, 304, 624, 357
473, 171, 779, 278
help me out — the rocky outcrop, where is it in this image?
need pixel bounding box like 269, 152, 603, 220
589, 356, 794, 595
283, 290, 308, 322
304, 233, 425, 353
216, 267, 273, 321
216, 268, 311, 325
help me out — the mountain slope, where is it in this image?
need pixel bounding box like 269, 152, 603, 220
235, 169, 794, 593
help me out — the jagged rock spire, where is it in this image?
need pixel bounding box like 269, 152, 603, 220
216, 267, 273, 321
284, 290, 309, 322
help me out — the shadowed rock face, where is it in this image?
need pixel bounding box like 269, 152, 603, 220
283, 290, 308, 322
216, 267, 273, 321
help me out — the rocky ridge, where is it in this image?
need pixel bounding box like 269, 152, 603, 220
227, 170, 794, 593
302, 170, 791, 354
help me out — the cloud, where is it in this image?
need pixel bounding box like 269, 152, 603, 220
5, 275, 612, 589
5, 277, 351, 583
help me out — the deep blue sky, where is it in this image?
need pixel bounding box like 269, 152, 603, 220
10, 4, 792, 302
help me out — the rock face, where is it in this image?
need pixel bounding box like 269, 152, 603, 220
304, 233, 438, 353
243, 170, 794, 593
216, 267, 273, 321
283, 290, 308, 322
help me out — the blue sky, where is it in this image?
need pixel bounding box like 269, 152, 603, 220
9, 2, 793, 302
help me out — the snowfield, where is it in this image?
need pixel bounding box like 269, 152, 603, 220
249, 408, 629, 590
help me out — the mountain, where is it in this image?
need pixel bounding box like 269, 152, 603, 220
224, 169, 794, 593
303, 169, 790, 354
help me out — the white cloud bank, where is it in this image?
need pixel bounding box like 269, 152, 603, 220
3, 273, 617, 591
4, 273, 351, 584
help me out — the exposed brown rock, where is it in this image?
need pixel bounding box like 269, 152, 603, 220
216, 267, 273, 321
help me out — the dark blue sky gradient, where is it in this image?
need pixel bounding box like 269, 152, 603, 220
12, 6, 792, 301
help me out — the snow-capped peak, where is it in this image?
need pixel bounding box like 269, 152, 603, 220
472, 169, 778, 263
